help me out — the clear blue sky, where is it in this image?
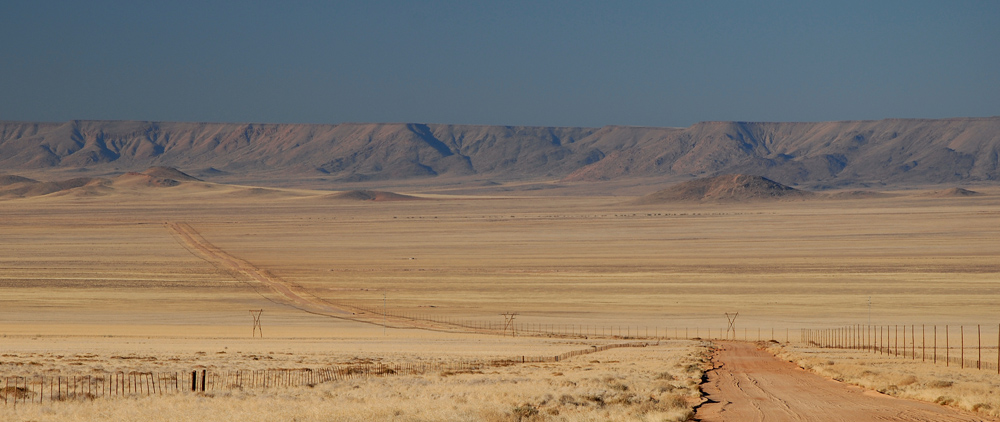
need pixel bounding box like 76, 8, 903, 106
1, 1, 997, 127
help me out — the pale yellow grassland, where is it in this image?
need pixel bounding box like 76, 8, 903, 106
2, 184, 999, 335
1, 182, 999, 420
2, 341, 710, 422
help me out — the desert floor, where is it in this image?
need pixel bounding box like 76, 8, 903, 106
2, 182, 999, 420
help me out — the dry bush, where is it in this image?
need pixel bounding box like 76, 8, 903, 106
925, 380, 953, 388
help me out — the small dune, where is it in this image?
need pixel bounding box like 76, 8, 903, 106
0, 175, 39, 186
323, 190, 422, 202
631, 174, 811, 204
225, 187, 303, 198
826, 190, 894, 200
0, 174, 106, 198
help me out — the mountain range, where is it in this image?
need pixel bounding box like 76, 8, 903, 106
1, 117, 997, 191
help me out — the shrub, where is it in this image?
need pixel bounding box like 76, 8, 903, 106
927, 380, 953, 388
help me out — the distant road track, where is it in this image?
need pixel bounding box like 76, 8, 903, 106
165, 222, 353, 317
165, 222, 480, 333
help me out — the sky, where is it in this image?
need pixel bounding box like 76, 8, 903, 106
1, 1, 998, 128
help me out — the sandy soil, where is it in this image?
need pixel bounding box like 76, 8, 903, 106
1, 182, 999, 420
697, 342, 993, 421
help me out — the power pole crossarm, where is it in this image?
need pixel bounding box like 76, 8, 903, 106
249, 309, 263, 338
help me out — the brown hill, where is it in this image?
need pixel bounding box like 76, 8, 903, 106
113, 172, 182, 188
112, 167, 200, 188
324, 190, 422, 202
925, 187, 981, 197
632, 174, 812, 204
141, 166, 201, 181
1, 117, 999, 191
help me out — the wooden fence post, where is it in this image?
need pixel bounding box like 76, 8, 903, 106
896, 325, 900, 356
902, 325, 906, 357
878, 325, 881, 355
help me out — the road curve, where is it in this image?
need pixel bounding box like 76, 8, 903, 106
697, 341, 993, 422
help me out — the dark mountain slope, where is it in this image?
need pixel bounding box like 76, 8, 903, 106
0, 117, 997, 190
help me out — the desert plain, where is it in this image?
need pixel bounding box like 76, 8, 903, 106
2, 176, 1000, 421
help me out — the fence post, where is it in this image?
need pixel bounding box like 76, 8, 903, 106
946, 326, 949, 366
934, 325, 937, 363
961, 326, 965, 369
978, 324, 982, 370
878, 326, 881, 355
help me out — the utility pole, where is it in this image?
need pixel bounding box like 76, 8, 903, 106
500, 312, 518, 337
725, 312, 739, 340
249, 309, 263, 338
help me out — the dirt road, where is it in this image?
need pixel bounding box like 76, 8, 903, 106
697, 342, 992, 422
165, 222, 478, 332
166, 222, 353, 316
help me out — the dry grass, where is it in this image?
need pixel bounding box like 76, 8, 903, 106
3, 186, 1000, 337
1, 183, 999, 419
771, 344, 1000, 418
1, 341, 710, 422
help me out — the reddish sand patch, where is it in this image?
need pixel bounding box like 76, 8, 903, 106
697, 342, 991, 422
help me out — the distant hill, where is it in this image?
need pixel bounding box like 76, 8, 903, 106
141, 166, 201, 181
924, 187, 981, 197
632, 174, 811, 204
114, 167, 201, 188
1, 117, 998, 191
0, 174, 103, 198
0, 166, 198, 198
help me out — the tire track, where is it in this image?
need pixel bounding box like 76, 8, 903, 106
697, 342, 994, 422
166, 222, 354, 317
165, 222, 476, 332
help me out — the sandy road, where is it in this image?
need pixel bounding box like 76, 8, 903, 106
166, 222, 352, 317
697, 342, 992, 422
164, 222, 479, 332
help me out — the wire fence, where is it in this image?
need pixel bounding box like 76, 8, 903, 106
0, 341, 652, 406
331, 299, 806, 342
802, 324, 1000, 374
